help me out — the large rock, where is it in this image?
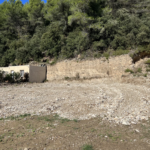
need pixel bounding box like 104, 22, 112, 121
122, 120, 130, 125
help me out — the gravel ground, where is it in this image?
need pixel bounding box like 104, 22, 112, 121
0, 79, 150, 125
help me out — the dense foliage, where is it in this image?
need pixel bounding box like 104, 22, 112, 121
0, 0, 150, 66
0, 70, 21, 83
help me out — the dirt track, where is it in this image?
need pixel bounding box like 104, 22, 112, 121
1, 79, 150, 150
0, 79, 150, 125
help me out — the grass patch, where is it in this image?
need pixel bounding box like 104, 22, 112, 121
143, 73, 147, 77
17, 133, 25, 138
91, 128, 96, 132
136, 68, 142, 73
112, 49, 129, 56
103, 52, 109, 60
37, 114, 71, 124
73, 127, 80, 130
125, 68, 142, 74
64, 73, 80, 81
38, 114, 60, 122
0, 132, 15, 142
125, 69, 134, 74
146, 68, 150, 72
73, 119, 79, 122
0, 114, 31, 121
44, 117, 54, 122
98, 133, 105, 138
64, 77, 70, 80
0, 134, 5, 142
61, 118, 70, 123
94, 52, 101, 58
19, 114, 31, 118
102, 49, 129, 60
145, 59, 150, 64
50, 58, 57, 66
107, 133, 121, 141
82, 144, 94, 150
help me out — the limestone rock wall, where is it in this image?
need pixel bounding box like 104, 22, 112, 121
47, 55, 132, 81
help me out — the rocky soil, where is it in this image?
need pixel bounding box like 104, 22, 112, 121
0, 79, 150, 125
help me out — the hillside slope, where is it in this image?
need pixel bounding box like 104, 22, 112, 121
0, 0, 150, 66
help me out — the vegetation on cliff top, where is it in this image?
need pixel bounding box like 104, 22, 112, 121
0, 0, 150, 66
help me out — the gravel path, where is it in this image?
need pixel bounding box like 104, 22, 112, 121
0, 79, 150, 125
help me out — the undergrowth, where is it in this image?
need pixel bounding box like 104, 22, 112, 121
82, 144, 94, 150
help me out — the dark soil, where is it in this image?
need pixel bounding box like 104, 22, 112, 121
0, 114, 150, 150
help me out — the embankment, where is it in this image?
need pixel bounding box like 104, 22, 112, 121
47, 55, 132, 81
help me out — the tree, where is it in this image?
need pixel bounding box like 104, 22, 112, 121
41, 23, 64, 57
0, 0, 150, 66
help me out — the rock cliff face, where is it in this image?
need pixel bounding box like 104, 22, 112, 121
47, 55, 132, 81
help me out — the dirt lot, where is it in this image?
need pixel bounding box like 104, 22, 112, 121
0, 114, 150, 150
0, 79, 150, 124
0, 78, 150, 149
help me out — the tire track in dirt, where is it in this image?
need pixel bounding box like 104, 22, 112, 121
0, 79, 150, 125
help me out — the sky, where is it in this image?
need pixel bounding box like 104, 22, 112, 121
0, 0, 47, 4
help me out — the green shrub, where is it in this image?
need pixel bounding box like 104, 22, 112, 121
50, 58, 57, 66
113, 49, 129, 56
64, 77, 70, 80
14, 72, 21, 81
40, 23, 63, 58
73, 119, 78, 122
3, 72, 21, 83
80, 52, 86, 60
4, 74, 14, 83
136, 68, 142, 73
145, 59, 150, 64
146, 68, 150, 72
82, 144, 94, 150
0, 70, 4, 82
61, 118, 70, 123
103, 52, 110, 60
65, 29, 89, 58
94, 52, 101, 58
92, 40, 107, 51
125, 69, 134, 74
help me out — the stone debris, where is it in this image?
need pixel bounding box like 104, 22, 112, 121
135, 129, 140, 133
122, 121, 130, 126
0, 79, 150, 125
